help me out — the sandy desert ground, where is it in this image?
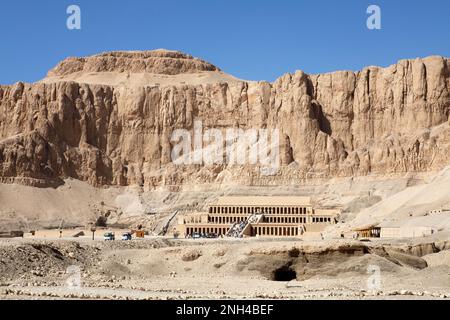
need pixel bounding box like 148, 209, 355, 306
0, 235, 449, 300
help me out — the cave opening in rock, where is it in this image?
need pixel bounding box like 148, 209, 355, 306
272, 266, 297, 281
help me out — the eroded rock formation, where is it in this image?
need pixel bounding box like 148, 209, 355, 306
0, 50, 448, 189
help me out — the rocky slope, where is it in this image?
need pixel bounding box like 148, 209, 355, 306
47, 50, 221, 76
0, 50, 449, 189
1, 239, 449, 300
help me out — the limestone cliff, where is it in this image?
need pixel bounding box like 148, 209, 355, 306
0, 50, 449, 189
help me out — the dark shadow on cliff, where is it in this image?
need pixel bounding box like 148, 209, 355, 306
311, 101, 332, 136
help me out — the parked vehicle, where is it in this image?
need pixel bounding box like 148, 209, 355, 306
121, 232, 132, 241
192, 232, 201, 239
104, 232, 115, 241
206, 233, 218, 239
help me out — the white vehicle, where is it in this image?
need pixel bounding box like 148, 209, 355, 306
121, 232, 132, 241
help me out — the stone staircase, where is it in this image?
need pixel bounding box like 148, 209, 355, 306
227, 214, 263, 238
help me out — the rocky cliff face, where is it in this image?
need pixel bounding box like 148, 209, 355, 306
47, 50, 220, 77
0, 51, 449, 189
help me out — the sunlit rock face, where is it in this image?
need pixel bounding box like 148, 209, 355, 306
0, 50, 449, 188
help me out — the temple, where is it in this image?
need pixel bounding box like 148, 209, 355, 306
177, 196, 340, 238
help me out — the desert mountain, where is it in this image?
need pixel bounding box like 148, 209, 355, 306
0, 50, 449, 189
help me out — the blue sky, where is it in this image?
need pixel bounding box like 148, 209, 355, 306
0, 0, 449, 84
